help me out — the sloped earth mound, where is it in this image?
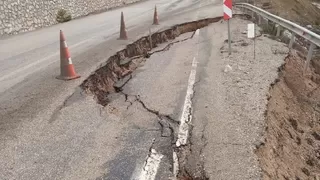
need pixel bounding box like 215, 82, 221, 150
257, 53, 320, 180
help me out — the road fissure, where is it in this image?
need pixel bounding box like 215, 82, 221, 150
80, 17, 225, 180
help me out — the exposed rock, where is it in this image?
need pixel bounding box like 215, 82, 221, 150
224, 64, 233, 73
306, 25, 313, 29
4, 27, 12, 33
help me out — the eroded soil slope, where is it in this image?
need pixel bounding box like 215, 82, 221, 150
257, 53, 320, 180
255, 0, 320, 26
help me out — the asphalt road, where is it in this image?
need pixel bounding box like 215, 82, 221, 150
0, 0, 223, 179
0, 0, 216, 94
0, 0, 289, 178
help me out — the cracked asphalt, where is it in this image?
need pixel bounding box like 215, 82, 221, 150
108, 32, 199, 179
0, 0, 290, 179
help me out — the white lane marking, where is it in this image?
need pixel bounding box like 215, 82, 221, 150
176, 57, 197, 147
139, 149, 164, 180
176, 29, 200, 147
173, 151, 179, 177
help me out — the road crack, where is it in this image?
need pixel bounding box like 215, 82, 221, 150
119, 92, 179, 141
148, 30, 197, 57
80, 17, 241, 179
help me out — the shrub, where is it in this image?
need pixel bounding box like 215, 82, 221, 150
56, 9, 72, 23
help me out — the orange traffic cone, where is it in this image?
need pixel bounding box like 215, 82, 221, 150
119, 12, 128, 40
56, 30, 80, 80
153, 5, 159, 25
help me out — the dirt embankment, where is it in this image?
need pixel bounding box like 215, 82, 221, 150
256, 52, 320, 180
245, 0, 320, 178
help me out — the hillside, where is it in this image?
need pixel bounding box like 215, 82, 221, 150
247, 0, 320, 180
255, 0, 320, 26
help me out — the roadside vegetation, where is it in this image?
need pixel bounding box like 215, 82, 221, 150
56, 9, 72, 23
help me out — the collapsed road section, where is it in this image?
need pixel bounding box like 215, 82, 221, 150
80, 17, 228, 179
80, 17, 222, 106
79, 14, 288, 180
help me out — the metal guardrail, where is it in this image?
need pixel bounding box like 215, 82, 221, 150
234, 3, 320, 73
235, 3, 320, 47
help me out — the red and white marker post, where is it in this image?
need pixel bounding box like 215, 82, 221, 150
223, 0, 233, 55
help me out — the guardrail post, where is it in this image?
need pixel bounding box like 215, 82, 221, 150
304, 43, 316, 74
289, 33, 295, 49
258, 15, 262, 25
276, 25, 281, 37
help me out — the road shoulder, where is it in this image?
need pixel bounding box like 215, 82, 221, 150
191, 18, 289, 179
